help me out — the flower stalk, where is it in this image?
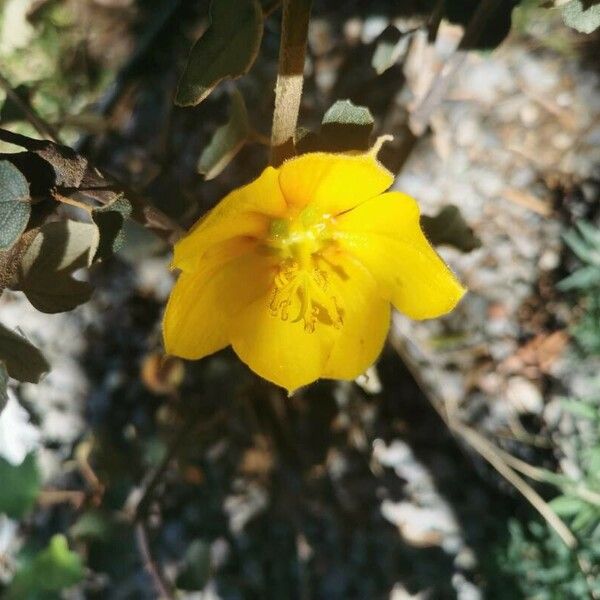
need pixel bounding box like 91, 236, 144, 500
270, 0, 312, 166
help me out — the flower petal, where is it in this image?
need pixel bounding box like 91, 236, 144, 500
173, 166, 287, 272
278, 152, 394, 218
230, 290, 338, 393
322, 255, 390, 380
164, 249, 275, 359
335, 191, 420, 238
335, 192, 465, 319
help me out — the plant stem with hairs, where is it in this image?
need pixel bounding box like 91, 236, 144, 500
270, 0, 312, 166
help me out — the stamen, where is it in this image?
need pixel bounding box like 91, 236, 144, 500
269, 260, 343, 332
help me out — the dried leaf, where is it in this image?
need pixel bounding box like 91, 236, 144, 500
35, 142, 89, 188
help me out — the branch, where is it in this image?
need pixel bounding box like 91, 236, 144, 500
270, 0, 312, 166
0, 72, 61, 143
0, 128, 184, 244
409, 0, 502, 136
127, 408, 225, 521
125, 408, 224, 597
135, 522, 175, 600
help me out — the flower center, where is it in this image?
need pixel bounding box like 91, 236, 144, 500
265, 212, 342, 332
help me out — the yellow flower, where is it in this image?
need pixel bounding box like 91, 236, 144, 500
163, 152, 465, 392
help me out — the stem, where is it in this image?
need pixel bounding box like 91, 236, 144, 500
270, 0, 312, 166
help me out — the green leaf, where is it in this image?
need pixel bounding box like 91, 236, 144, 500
0, 323, 49, 383
584, 446, 600, 475
175, 0, 263, 106
70, 509, 115, 542
19, 220, 99, 313
0, 160, 31, 251
576, 220, 600, 248
371, 26, 410, 75
6, 534, 84, 599
570, 504, 598, 531
421, 205, 481, 252
198, 88, 250, 180
0, 361, 8, 415
92, 195, 132, 260
297, 100, 374, 154
557, 265, 600, 291
561, 0, 600, 33
0, 453, 40, 518
549, 495, 588, 517
563, 229, 600, 265
560, 398, 598, 420
176, 539, 212, 591
322, 99, 374, 129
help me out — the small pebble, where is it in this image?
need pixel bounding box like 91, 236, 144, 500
506, 376, 544, 415
538, 249, 560, 271
519, 103, 540, 126
552, 132, 574, 150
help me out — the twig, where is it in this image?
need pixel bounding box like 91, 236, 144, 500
126, 408, 224, 598
0, 127, 184, 244
37, 489, 86, 509
427, 0, 445, 43
500, 451, 600, 507
409, 0, 502, 136
409, 53, 466, 136
75, 437, 105, 501
0, 71, 61, 143
270, 0, 312, 166
0, 127, 47, 150
262, 0, 283, 18
0, 63, 185, 245
503, 187, 553, 217
129, 408, 225, 521
53, 191, 94, 214
453, 422, 577, 548
135, 522, 175, 600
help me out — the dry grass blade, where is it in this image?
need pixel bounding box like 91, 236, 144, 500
391, 335, 577, 549
451, 422, 577, 549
